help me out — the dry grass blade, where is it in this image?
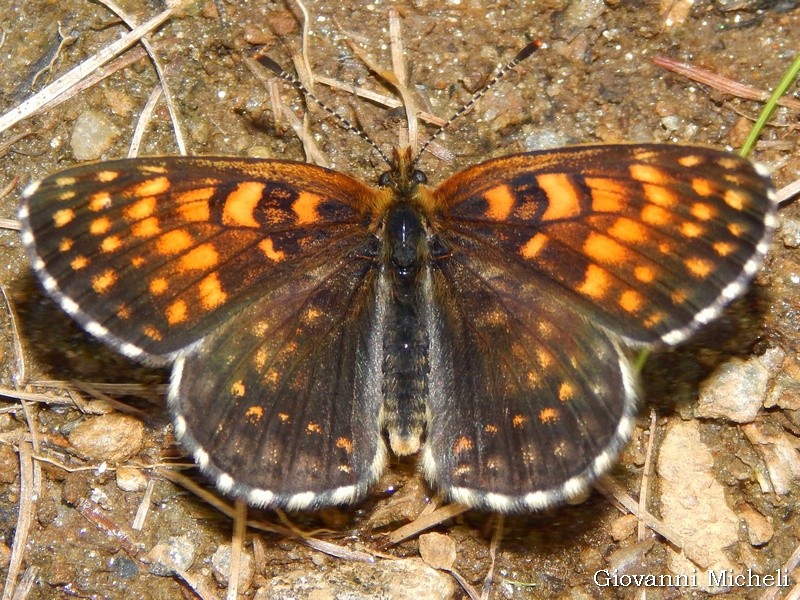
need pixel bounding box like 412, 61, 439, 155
387, 503, 469, 545
480, 515, 503, 600
1, 442, 35, 600
638, 410, 658, 541
313, 75, 446, 127
777, 178, 800, 205
132, 478, 156, 531
227, 500, 247, 600
654, 55, 800, 110
129, 84, 163, 158
0, 6, 176, 135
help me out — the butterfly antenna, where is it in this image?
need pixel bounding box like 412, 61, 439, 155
256, 54, 392, 166
413, 40, 542, 169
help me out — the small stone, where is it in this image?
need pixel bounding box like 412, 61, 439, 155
116, 466, 148, 492
68, 414, 145, 463
609, 514, 638, 542
211, 544, 254, 592
658, 420, 739, 589
70, 110, 120, 160
695, 355, 770, 423
146, 536, 197, 576
739, 503, 774, 546
418, 532, 456, 571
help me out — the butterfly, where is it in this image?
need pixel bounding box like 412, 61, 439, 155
19, 138, 776, 512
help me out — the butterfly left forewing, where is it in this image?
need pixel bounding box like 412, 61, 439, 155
20, 157, 377, 363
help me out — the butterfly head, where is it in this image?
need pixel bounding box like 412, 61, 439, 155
378, 147, 428, 194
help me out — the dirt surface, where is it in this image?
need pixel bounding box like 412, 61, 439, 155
1, 0, 799, 598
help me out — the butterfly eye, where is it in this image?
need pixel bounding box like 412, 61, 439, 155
378, 171, 393, 187
411, 170, 428, 184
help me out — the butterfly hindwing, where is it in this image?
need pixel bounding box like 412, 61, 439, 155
171, 234, 388, 509
421, 239, 635, 511
20, 157, 375, 363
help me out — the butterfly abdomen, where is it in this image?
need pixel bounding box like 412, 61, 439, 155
381, 202, 431, 456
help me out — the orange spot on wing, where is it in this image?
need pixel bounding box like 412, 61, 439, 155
539, 407, 559, 423
336, 437, 354, 453
292, 192, 324, 225
453, 436, 474, 454
125, 196, 157, 220
245, 406, 263, 423
512, 415, 528, 428
53, 209, 75, 227
691, 178, 715, 197
179, 243, 219, 271
482, 185, 515, 220
681, 222, 705, 238
608, 217, 646, 242
630, 164, 668, 185
89, 192, 112, 211
223, 181, 264, 227
539, 173, 582, 221
90, 217, 111, 235
176, 188, 215, 204
587, 178, 626, 212
96, 170, 119, 182
133, 217, 160, 237
149, 277, 168, 295
59, 238, 73, 252
71, 256, 88, 270
577, 264, 610, 299
583, 232, 628, 264
306, 422, 322, 434
558, 382, 574, 402
724, 189, 746, 210
619, 289, 644, 313
92, 269, 116, 293
677, 155, 703, 167
100, 236, 121, 252
177, 201, 210, 222
641, 204, 670, 226
520, 233, 548, 259
634, 265, 656, 282
259, 238, 285, 262
231, 381, 246, 396
690, 202, 714, 221
713, 241, 735, 256
642, 183, 677, 207
685, 257, 712, 278
157, 230, 193, 255
131, 177, 170, 197
166, 300, 187, 325
142, 326, 162, 341
198, 272, 226, 309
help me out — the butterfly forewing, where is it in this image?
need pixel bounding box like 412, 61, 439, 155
20, 157, 375, 362
434, 144, 775, 347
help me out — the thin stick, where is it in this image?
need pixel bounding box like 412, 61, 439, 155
129, 84, 163, 158
1, 443, 34, 600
